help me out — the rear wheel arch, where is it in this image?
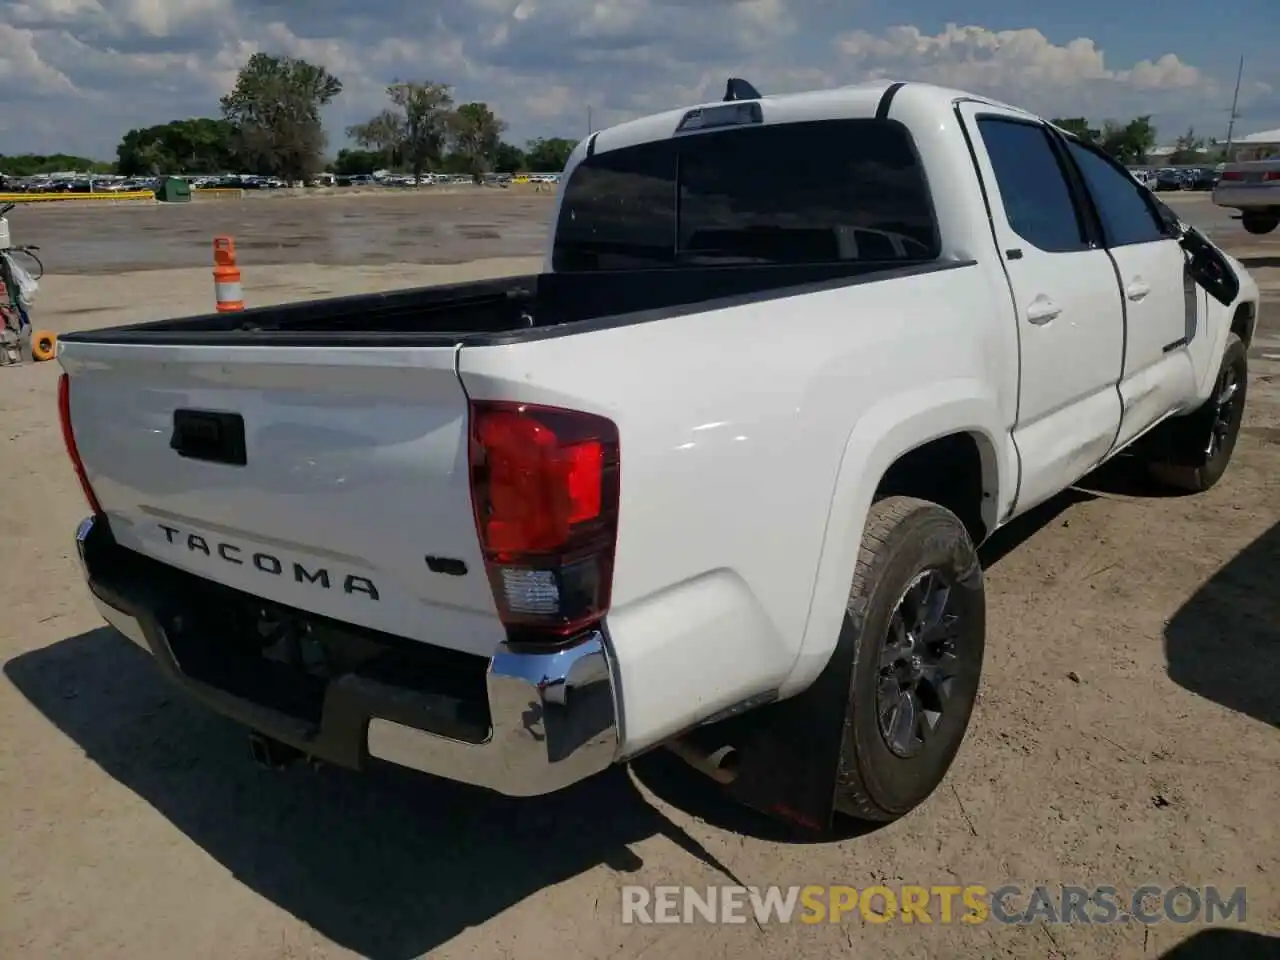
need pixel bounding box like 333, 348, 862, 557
873, 430, 999, 545
785, 408, 1005, 700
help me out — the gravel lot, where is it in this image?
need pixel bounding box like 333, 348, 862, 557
2, 190, 1277, 960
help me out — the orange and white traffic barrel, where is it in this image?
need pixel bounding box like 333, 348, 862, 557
212, 236, 244, 312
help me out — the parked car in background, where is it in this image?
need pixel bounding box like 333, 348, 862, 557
1128, 168, 1158, 190
1153, 168, 1186, 191
1184, 167, 1217, 191
1213, 158, 1280, 234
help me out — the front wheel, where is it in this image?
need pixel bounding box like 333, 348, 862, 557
1241, 212, 1279, 235
1147, 333, 1248, 493
834, 496, 985, 822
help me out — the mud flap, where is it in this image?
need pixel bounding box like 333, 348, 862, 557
706, 611, 859, 834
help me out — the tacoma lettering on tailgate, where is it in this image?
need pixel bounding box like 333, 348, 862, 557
157, 523, 380, 600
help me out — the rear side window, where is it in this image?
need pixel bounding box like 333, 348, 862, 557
977, 118, 1088, 253
552, 119, 939, 271
551, 140, 676, 271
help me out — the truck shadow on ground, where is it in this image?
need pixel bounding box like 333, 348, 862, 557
974, 487, 1099, 568
7, 497, 1269, 959
1074, 453, 1190, 499
1157, 927, 1280, 959
3, 485, 1105, 959
5, 630, 755, 960
1163, 520, 1279, 728
1238, 255, 1280, 270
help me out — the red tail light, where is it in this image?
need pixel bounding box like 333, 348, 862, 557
58, 373, 103, 515
469, 399, 620, 641
1220, 170, 1244, 181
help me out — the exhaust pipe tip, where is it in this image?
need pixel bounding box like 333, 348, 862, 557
665, 739, 740, 785
248, 732, 302, 771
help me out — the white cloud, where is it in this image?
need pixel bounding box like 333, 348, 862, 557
836, 24, 1203, 94
0, 2, 1274, 160
8, 0, 233, 37
0, 23, 78, 95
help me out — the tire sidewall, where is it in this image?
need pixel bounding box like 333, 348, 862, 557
1179, 333, 1248, 485
1241, 214, 1278, 236
844, 505, 985, 816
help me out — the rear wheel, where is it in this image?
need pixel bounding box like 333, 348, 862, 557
1147, 333, 1248, 493
1241, 212, 1279, 235
834, 497, 985, 822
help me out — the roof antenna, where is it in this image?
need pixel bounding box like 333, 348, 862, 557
723, 78, 762, 102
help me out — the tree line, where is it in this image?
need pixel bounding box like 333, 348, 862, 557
1050, 116, 1225, 165
0, 154, 115, 177
3, 59, 1223, 180
2, 53, 579, 181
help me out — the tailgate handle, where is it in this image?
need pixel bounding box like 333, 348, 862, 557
170, 409, 247, 466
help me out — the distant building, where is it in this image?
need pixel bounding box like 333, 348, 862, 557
1231, 127, 1280, 160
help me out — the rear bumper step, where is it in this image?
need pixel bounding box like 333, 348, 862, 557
74, 515, 621, 796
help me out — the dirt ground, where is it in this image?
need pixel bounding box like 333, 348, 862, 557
1, 191, 1277, 960
13, 188, 556, 274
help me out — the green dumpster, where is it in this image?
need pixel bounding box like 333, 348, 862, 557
155, 176, 192, 203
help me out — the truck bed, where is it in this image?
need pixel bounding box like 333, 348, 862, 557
56, 259, 956, 347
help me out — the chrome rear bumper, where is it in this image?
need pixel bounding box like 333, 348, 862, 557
75, 514, 620, 796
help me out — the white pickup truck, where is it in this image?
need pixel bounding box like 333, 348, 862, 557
1212, 157, 1280, 235
58, 79, 1259, 832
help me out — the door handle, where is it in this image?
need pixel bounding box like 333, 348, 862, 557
1126, 279, 1151, 301
1026, 297, 1061, 324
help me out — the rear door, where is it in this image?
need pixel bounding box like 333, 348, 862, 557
1059, 138, 1198, 451
958, 104, 1126, 514
60, 342, 505, 657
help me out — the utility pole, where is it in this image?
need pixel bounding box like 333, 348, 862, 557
1223, 55, 1244, 161
587, 105, 593, 136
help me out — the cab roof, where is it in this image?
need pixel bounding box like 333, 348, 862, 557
584, 80, 1034, 157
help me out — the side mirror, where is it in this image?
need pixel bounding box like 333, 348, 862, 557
1180, 224, 1240, 307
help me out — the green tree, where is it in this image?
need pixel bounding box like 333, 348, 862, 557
1175, 126, 1205, 152
345, 110, 402, 171
449, 102, 507, 179
1050, 115, 1157, 164
219, 53, 342, 182
1169, 126, 1212, 165
1050, 117, 1101, 144
1098, 116, 1157, 165
348, 81, 454, 183
524, 136, 578, 172
493, 141, 526, 173
116, 118, 238, 176
333, 148, 386, 176
0, 153, 112, 177
436, 151, 472, 175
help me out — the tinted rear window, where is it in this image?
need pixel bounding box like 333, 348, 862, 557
552, 119, 939, 272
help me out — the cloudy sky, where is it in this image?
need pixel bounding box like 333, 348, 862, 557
1, 0, 1277, 160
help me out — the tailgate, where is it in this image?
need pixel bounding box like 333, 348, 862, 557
59, 341, 505, 657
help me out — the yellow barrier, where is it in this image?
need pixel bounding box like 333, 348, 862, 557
194, 188, 246, 199
0, 190, 155, 203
